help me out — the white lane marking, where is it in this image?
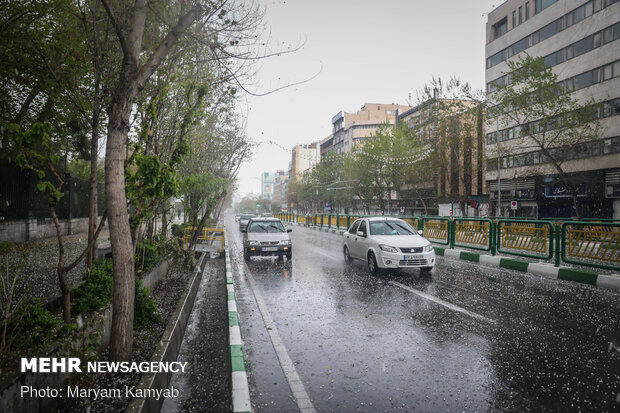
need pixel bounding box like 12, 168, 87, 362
231, 229, 316, 412
388, 281, 495, 324
244, 270, 316, 412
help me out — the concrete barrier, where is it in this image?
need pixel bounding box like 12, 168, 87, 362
126, 252, 206, 413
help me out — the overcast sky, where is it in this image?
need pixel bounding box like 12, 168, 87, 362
235, 0, 499, 198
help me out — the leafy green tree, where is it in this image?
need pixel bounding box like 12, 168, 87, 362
489, 55, 601, 218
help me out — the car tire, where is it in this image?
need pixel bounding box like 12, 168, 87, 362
244, 250, 250, 262
420, 266, 433, 273
343, 245, 351, 263
367, 251, 379, 274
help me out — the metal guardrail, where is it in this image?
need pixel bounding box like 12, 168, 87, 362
268, 213, 619, 271
561, 222, 620, 271
497, 220, 554, 260
453, 218, 493, 252
183, 226, 225, 251
422, 217, 450, 245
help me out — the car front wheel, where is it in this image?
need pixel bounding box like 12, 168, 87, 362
244, 249, 250, 262
343, 245, 351, 263
367, 251, 379, 274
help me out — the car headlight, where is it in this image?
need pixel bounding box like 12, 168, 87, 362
248, 240, 260, 246
279, 239, 291, 245
379, 244, 399, 253
423, 244, 434, 252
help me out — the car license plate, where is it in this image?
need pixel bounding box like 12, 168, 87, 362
262, 247, 278, 252
403, 254, 422, 260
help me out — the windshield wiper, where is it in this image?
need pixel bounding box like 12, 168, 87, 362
269, 224, 285, 232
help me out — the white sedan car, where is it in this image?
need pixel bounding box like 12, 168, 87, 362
342, 217, 435, 274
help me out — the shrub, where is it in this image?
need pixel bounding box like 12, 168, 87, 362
135, 239, 161, 274
72, 259, 114, 316
171, 223, 185, 239
134, 280, 160, 329
12, 299, 62, 352
73, 259, 160, 330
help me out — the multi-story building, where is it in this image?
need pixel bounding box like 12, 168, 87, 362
290, 143, 321, 179
485, 0, 620, 218
320, 134, 334, 157
331, 103, 412, 154
398, 99, 487, 216
273, 170, 289, 212
261, 172, 276, 201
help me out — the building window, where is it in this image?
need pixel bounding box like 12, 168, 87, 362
493, 17, 508, 40
488, 0, 616, 68
525, 2, 530, 20
519, 6, 523, 24
535, 0, 558, 14
512, 10, 517, 28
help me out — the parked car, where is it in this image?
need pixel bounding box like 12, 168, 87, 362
234, 214, 241, 222
238, 214, 255, 232
241, 217, 292, 261
342, 217, 435, 274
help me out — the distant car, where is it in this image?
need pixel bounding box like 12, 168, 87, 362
241, 217, 292, 261
234, 214, 241, 222
260, 213, 273, 217
342, 217, 435, 274
238, 214, 255, 232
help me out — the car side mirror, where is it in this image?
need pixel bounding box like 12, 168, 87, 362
287, 229, 292, 232
417, 230, 424, 236
241, 229, 247, 233
356, 231, 365, 237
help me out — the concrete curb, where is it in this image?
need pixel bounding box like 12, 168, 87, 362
226, 244, 252, 413
434, 246, 620, 291
126, 252, 207, 413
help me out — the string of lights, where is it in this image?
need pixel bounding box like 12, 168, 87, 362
263, 139, 434, 166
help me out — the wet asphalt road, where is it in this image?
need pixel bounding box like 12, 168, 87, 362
226, 214, 620, 412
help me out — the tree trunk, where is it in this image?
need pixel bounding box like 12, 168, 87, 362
87, 108, 100, 269
161, 205, 167, 238
106, 93, 136, 362
570, 189, 582, 220
50, 206, 71, 323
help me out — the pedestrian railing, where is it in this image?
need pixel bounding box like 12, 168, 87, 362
453, 218, 493, 252
561, 222, 620, 271
497, 220, 554, 260
422, 217, 450, 245
183, 226, 225, 251
266, 213, 619, 271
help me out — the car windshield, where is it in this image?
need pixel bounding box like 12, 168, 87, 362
369, 221, 416, 235
240, 215, 254, 220
248, 221, 286, 233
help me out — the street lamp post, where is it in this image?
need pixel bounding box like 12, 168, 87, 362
496, 115, 502, 217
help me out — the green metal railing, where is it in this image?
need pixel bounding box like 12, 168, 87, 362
452, 218, 493, 252
496, 219, 554, 260
561, 221, 620, 271
270, 213, 619, 271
